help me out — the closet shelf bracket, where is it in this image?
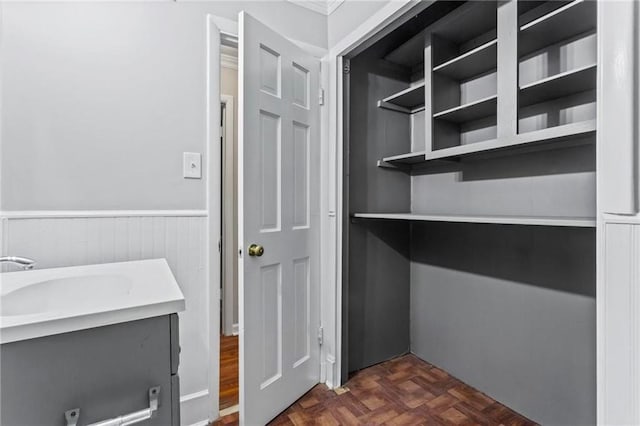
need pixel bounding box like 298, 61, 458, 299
376, 159, 409, 170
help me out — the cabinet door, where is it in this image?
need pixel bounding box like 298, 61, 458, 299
0, 316, 174, 425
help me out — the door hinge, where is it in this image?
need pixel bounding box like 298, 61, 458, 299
218, 238, 222, 253
317, 327, 324, 346
343, 59, 350, 74
319, 88, 325, 106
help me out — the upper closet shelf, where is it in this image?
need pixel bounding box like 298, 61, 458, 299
519, 64, 596, 107
519, 0, 597, 57
431, 1, 497, 48
384, 31, 426, 69
426, 119, 595, 161
433, 39, 497, 81
433, 95, 497, 123
352, 212, 596, 228
378, 83, 425, 114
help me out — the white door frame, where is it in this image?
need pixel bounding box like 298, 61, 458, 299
206, 14, 223, 422
323, 0, 640, 422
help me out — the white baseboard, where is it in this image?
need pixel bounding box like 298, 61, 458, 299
180, 389, 211, 426
232, 323, 239, 336
325, 354, 336, 389
219, 404, 240, 417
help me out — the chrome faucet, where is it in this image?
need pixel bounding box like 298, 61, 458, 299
0, 256, 36, 270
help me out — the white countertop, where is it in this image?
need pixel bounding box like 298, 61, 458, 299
0, 259, 185, 344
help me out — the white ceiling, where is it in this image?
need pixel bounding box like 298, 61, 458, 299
286, 0, 345, 16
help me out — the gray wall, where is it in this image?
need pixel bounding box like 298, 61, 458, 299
0, 1, 327, 211
410, 223, 596, 425
411, 143, 596, 218
346, 54, 412, 372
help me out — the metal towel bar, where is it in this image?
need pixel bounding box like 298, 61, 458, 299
65, 386, 160, 426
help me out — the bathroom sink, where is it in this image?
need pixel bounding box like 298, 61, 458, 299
0, 259, 185, 344
1, 275, 133, 316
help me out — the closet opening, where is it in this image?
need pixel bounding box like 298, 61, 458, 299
341, 1, 597, 425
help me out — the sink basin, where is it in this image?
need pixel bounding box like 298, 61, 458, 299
0, 259, 185, 344
1, 275, 133, 317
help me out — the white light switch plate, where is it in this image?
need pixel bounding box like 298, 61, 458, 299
183, 152, 202, 179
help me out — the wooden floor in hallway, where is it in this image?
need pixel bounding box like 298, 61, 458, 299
220, 334, 239, 411
213, 353, 536, 425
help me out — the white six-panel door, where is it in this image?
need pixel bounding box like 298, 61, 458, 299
238, 11, 320, 426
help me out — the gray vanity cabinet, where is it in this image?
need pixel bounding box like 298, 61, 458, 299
0, 314, 180, 426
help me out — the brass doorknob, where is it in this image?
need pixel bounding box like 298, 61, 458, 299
248, 244, 264, 257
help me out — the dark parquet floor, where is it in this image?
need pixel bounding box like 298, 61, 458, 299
213, 354, 537, 425
220, 334, 239, 410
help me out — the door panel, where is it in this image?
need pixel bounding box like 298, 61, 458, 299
239, 11, 320, 426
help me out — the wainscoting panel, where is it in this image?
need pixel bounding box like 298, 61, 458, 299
602, 218, 640, 424
0, 213, 210, 422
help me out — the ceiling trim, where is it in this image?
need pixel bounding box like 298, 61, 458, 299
286, 0, 345, 16
221, 53, 238, 70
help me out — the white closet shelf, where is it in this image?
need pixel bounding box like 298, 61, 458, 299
433, 95, 497, 123
433, 39, 497, 81
426, 119, 596, 161
377, 151, 426, 168
352, 212, 596, 228
519, 0, 596, 57
519, 64, 597, 107
377, 83, 426, 114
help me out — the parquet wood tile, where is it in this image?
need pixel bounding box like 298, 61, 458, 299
219, 334, 239, 410
212, 354, 537, 426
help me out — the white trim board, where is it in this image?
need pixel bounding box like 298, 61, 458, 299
602, 213, 640, 225
180, 389, 212, 426
206, 13, 223, 424
0, 210, 208, 219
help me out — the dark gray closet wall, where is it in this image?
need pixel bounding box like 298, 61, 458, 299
346, 55, 412, 373
411, 143, 595, 217
410, 223, 596, 425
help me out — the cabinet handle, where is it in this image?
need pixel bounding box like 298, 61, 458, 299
65, 386, 160, 426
